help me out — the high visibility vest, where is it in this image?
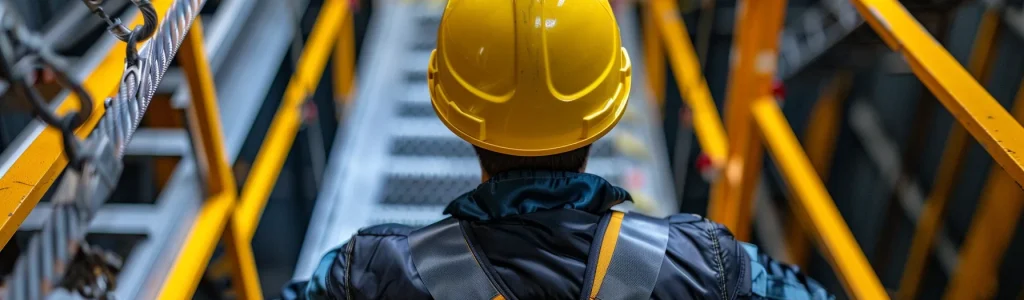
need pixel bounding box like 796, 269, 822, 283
409, 211, 670, 300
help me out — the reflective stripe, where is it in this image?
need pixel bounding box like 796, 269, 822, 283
582, 211, 670, 300
594, 212, 671, 300
589, 211, 625, 298
409, 218, 504, 300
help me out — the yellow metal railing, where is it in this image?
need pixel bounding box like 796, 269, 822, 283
897, 7, 1003, 299
647, 0, 1024, 298
646, 0, 886, 297
0, 0, 176, 249
157, 0, 355, 298
852, 1, 1024, 299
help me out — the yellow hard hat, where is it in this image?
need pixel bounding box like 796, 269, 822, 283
429, 0, 632, 157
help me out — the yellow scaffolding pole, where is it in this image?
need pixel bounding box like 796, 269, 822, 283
709, 0, 788, 240
644, 1, 666, 110
897, 8, 1003, 300
0, 0, 175, 249
333, 10, 356, 106
944, 78, 1024, 299
786, 71, 853, 267
649, 0, 728, 167
851, 0, 1024, 187
751, 98, 888, 299
159, 20, 263, 300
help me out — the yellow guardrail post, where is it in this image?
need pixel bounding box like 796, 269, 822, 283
644, 1, 666, 109
708, 0, 787, 240
897, 7, 1003, 299
334, 9, 356, 105
0, 0, 175, 249
751, 98, 889, 299
945, 78, 1024, 299
161, 20, 263, 300
786, 71, 853, 267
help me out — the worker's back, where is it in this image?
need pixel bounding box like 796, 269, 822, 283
283, 1, 832, 298
283, 171, 830, 299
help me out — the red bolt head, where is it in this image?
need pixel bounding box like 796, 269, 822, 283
772, 81, 786, 101
695, 153, 719, 182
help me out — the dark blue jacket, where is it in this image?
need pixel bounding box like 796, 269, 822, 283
283, 171, 832, 299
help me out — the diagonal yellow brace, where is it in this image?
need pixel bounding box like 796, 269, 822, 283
787, 71, 853, 267
649, 0, 728, 168
235, 0, 349, 242
751, 98, 888, 300
0, 0, 175, 250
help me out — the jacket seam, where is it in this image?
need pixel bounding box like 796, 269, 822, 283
344, 239, 355, 300
732, 240, 747, 300
355, 232, 409, 237
706, 220, 728, 300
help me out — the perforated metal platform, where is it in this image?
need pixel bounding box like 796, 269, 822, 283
294, 1, 675, 277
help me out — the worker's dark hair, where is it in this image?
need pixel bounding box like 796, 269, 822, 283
473, 145, 591, 175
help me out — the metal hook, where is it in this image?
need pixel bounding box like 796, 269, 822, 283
125, 27, 140, 66
79, 0, 158, 43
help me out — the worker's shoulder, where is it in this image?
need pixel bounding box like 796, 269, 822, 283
659, 213, 750, 297
354, 223, 417, 237
664, 212, 735, 235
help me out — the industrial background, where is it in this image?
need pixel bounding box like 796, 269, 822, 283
0, 0, 1021, 299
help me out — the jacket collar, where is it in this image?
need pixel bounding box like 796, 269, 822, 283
443, 170, 632, 221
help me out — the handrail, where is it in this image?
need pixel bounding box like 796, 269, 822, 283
0, 0, 175, 249
847, 1, 1024, 298
897, 7, 1003, 299
851, 0, 1024, 186
157, 0, 353, 298
645, 0, 888, 297
944, 77, 1024, 299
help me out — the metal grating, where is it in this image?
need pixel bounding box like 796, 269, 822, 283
397, 102, 437, 118
406, 70, 426, 83
380, 173, 624, 206
381, 174, 479, 205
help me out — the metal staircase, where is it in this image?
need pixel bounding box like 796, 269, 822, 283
294, 1, 675, 277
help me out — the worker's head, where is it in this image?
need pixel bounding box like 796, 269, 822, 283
429, 0, 630, 179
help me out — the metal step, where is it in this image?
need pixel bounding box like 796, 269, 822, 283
294, 1, 676, 278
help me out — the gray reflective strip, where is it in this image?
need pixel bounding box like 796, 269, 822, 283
595, 212, 670, 300
408, 218, 502, 300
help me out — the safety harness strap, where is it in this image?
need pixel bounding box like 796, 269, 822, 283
583, 211, 671, 300
409, 218, 506, 300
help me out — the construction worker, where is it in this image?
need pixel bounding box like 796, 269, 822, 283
284, 1, 831, 299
